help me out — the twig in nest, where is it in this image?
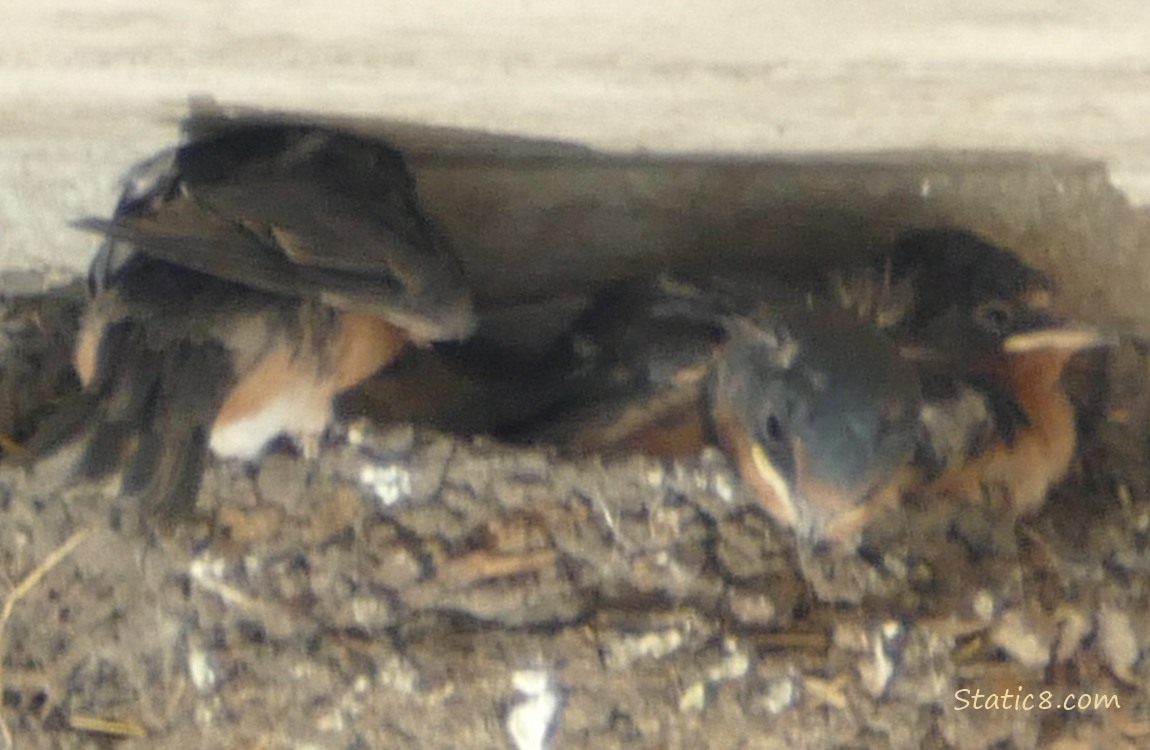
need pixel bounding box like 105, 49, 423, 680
0, 528, 92, 750
69, 713, 147, 738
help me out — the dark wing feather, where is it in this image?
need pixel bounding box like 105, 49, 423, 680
76, 213, 306, 299
79, 121, 474, 341
506, 276, 730, 452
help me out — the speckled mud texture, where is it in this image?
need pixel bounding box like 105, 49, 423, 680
4, 353, 1150, 750
2, 154, 1150, 750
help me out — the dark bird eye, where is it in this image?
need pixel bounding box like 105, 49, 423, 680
765, 414, 784, 443
975, 301, 1013, 333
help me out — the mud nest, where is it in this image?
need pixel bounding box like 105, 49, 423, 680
0, 263, 1146, 750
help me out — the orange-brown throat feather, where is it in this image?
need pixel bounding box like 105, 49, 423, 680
331, 312, 409, 391
930, 348, 1079, 516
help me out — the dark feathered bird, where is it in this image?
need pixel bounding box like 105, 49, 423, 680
29, 118, 474, 518
830, 227, 1107, 516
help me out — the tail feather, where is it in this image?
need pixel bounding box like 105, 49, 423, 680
124, 337, 234, 517
26, 321, 235, 518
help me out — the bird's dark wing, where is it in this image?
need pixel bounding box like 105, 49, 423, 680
506, 276, 731, 455
77, 121, 474, 342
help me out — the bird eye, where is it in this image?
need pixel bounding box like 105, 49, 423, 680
974, 301, 1013, 333
765, 414, 784, 443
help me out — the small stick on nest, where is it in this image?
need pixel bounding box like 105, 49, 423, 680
0, 528, 92, 750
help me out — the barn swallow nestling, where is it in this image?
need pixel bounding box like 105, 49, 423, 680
28, 119, 475, 518
706, 305, 924, 543
534, 228, 1105, 541
832, 228, 1108, 517
517, 276, 730, 458
517, 275, 925, 544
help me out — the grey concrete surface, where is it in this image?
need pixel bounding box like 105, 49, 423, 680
2, 1, 1149, 311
